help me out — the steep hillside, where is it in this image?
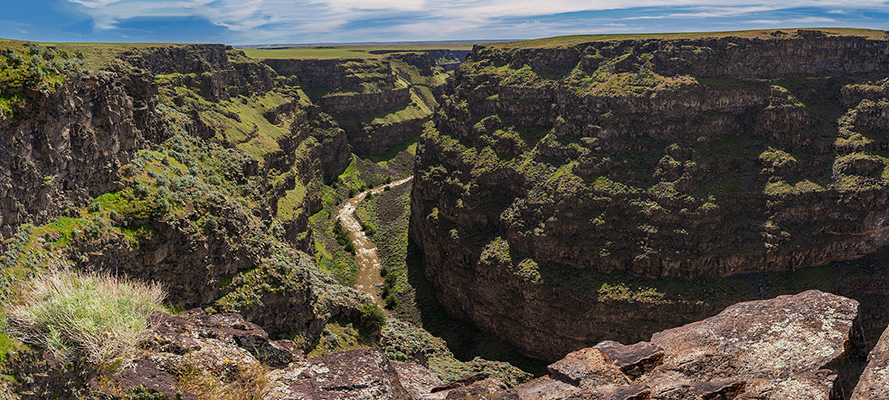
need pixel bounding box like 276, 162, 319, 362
411, 29, 889, 359
263, 51, 458, 156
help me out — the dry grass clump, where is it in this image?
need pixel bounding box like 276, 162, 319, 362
175, 358, 272, 400
5, 268, 166, 369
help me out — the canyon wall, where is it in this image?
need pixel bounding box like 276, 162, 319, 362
0, 62, 164, 241
411, 30, 889, 359
264, 53, 451, 156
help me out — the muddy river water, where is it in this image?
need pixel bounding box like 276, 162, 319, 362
337, 176, 413, 306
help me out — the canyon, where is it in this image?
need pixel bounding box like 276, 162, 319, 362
2, 28, 889, 399
411, 28, 889, 361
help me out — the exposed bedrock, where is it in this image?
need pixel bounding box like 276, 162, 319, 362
122, 44, 276, 101
410, 30, 889, 359
0, 71, 163, 241
15, 291, 855, 399
497, 290, 860, 400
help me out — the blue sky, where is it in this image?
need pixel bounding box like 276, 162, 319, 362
1, 1, 888, 45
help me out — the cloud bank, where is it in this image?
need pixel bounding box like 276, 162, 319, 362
59, 0, 889, 43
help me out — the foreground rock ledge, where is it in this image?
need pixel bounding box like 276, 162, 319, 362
12, 291, 861, 399
500, 290, 860, 400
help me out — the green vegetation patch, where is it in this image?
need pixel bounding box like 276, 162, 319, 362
199, 93, 293, 164
0, 42, 85, 119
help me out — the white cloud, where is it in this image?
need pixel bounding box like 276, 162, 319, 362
323, 0, 426, 11
63, 0, 889, 42
788, 16, 839, 23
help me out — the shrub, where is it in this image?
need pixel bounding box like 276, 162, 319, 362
5, 268, 166, 369
359, 304, 386, 329
332, 219, 354, 253
384, 295, 401, 310
381, 272, 397, 298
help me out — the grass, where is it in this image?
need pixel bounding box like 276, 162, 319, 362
493, 28, 888, 49
307, 322, 375, 358
174, 357, 271, 400
5, 268, 167, 369
276, 182, 307, 223
0, 42, 86, 119
199, 93, 293, 165
0, 39, 191, 72
241, 43, 476, 60
310, 205, 359, 286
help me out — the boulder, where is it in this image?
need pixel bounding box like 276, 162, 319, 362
266, 347, 413, 400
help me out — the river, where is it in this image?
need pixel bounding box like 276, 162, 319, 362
337, 176, 413, 307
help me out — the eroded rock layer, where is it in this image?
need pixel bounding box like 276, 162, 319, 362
0, 70, 163, 239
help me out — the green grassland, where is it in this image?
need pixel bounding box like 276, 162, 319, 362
0, 38, 193, 72
241, 43, 475, 59
494, 28, 888, 49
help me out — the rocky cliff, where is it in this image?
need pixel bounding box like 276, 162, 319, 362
411, 29, 889, 359
264, 53, 450, 156
121, 44, 355, 254
852, 322, 889, 399
0, 47, 164, 241
495, 290, 861, 400
122, 44, 276, 101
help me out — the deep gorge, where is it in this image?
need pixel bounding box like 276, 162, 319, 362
2, 29, 889, 399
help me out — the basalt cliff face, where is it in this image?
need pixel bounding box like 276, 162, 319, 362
0, 68, 163, 240
411, 30, 889, 359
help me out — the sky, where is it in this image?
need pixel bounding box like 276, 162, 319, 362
0, 1, 888, 45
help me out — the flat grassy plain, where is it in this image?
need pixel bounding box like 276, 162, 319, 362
241, 43, 476, 59
0, 38, 193, 71
494, 28, 888, 48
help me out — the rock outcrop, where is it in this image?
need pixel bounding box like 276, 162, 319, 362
264, 54, 452, 156
491, 290, 860, 399
851, 324, 889, 399
2, 284, 870, 398
411, 29, 889, 359
86, 310, 513, 400
122, 44, 277, 101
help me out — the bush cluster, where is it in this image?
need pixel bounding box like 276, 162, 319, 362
359, 303, 386, 329
380, 266, 400, 309
0, 43, 83, 91
332, 219, 354, 253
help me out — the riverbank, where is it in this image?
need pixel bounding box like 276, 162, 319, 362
337, 176, 413, 306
